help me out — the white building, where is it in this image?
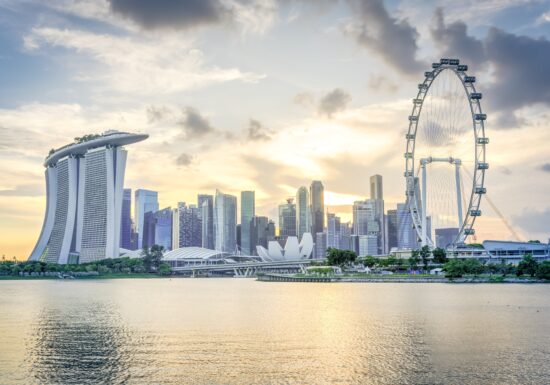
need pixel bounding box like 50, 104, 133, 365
256, 233, 314, 261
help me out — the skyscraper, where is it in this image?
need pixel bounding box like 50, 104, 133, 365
176, 202, 202, 248
142, 211, 156, 248
154, 207, 172, 251
326, 212, 341, 249
435, 228, 459, 249
353, 199, 384, 255
396, 203, 418, 249
198, 194, 214, 249
214, 190, 237, 253
135, 189, 159, 249
386, 209, 398, 252
28, 131, 148, 264
370, 174, 383, 200
240, 191, 255, 255
315, 232, 327, 259
278, 198, 296, 238
120, 188, 133, 250
310, 181, 324, 235
296, 186, 310, 240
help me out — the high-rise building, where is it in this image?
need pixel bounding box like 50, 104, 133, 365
176, 203, 202, 248
326, 212, 341, 249
198, 194, 214, 249
386, 209, 398, 252
435, 228, 459, 249
339, 222, 352, 251
120, 188, 133, 250
28, 131, 148, 264
310, 181, 324, 236
240, 191, 255, 255
214, 190, 237, 253
353, 199, 384, 255
154, 207, 172, 251
171, 206, 180, 250
358, 234, 378, 256
315, 232, 327, 259
278, 198, 296, 238
370, 174, 383, 200
142, 211, 156, 249
296, 186, 310, 240
396, 203, 418, 249
135, 189, 159, 249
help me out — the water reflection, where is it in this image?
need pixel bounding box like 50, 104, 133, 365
27, 303, 132, 385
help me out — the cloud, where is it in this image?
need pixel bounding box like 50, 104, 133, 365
0, 184, 43, 197
175, 153, 194, 166
247, 119, 271, 141
107, 0, 277, 34
293, 92, 315, 107
430, 9, 550, 121
368, 75, 397, 93
24, 27, 264, 95
512, 207, 550, 237
344, 0, 426, 76
539, 163, 550, 173
146, 105, 172, 123
178, 107, 215, 139
318, 88, 351, 118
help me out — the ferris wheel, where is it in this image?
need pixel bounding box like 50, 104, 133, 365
404, 58, 488, 248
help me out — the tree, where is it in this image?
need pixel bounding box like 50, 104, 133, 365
158, 263, 172, 276
327, 248, 357, 266
142, 244, 165, 272
409, 250, 420, 271
516, 253, 538, 277
362, 256, 377, 268
535, 261, 550, 280
443, 259, 465, 278
432, 248, 447, 264
463, 259, 483, 276
419, 245, 431, 271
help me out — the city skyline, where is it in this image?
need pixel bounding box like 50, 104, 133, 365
1, 0, 550, 258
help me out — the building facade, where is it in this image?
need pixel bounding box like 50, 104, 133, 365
28, 131, 148, 264
278, 198, 296, 238
120, 188, 134, 250
214, 190, 237, 253
310, 181, 324, 236
135, 189, 159, 249
240, 191, 255, 255
435, 228, 459, 249
198, 194, 214, 249
296, 186, 310, 240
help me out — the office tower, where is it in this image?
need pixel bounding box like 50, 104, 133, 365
396, 203, 418, 249
198, 194, 214, 249
353, 199, 384, 255
240, 191, 255, 255
135, 189, 159, 249
171, 206, 180, 250
176, 203, 202, 248
310, 181, 324, 235
154, 207, 172, 251
253, 216, 268, 250
142, 211, 156, 249
350, 235, 359, 255
278, 198, 297, 238
315, 232, 327, 259
326, 212, 341, 249
296, 186, 310, 240
339, 221, 352, 251
120, 188, 133, 250
28, 131, 148, 264
435, 228, 459, 249
214, 190, 237, 253
370, 174, 383, 200
358, 234, 378, 256
386, 209, 398, 252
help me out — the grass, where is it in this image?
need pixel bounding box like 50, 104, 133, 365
0, 273, 164, 280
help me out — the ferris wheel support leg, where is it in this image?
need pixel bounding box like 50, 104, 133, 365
421, 163, 427, 247
455, 161, 463, 230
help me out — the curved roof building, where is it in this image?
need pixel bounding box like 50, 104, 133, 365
28, 130, 148, 264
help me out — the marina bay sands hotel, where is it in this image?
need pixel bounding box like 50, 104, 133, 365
28, 131, 148, 264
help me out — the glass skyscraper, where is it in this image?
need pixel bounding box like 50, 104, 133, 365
310, 181, 324, 236
214, 190, 237, 253
135, 189, 159, 249
198, 194, 214, 249
240, 191, 255, 255
120, 188, 133, 250
278, 198, 296, 238
296, 186, 310, 240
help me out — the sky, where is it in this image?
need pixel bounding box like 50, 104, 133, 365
0, 0, 549, 259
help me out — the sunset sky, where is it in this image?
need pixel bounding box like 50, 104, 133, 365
1, 0, 549, 259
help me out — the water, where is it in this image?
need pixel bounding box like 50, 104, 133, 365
0, 279, 548, 385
